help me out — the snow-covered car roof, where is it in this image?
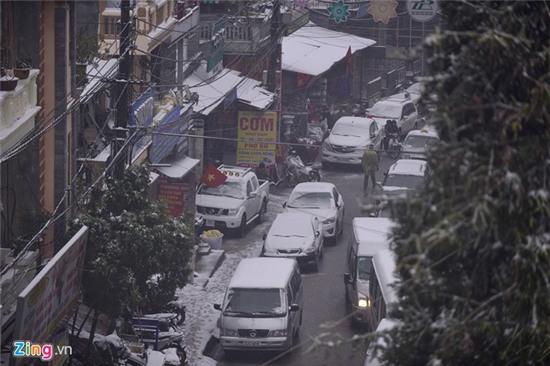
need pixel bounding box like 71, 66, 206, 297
334, 116, 376, 127
270, 212, 317, 236
229, 258, 296, 289
382, 93, 415, 105
406, 82, 424, 95
292, 182, 335, 193
353, 218, 395, 257
405, 127, 439, 139
373, 249, 398, 305
388, 159, 427, 177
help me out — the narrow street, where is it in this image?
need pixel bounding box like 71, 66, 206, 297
181, 155, 395, 366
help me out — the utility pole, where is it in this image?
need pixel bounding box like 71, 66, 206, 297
267, 0, 281, 92
112, 0, 132, 178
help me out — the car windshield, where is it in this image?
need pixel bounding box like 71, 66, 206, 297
369, 102, 401, 118
384, 174, 425, 190
224, 288, 285, 317
332, 123, 371, 137
198, 181, 244, 199
287, 192, 333, 209
357, 256, 373, 281
403, 135, 439, 148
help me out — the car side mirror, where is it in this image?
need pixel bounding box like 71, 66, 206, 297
315, 231, 320, 238
289, 304, 300, 312
344, 273, 352, 284
213, 304, 221, 311
249, 191, 257, 198
282, 202, 287, 208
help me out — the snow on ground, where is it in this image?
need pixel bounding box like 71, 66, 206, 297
177, 192, 288, 366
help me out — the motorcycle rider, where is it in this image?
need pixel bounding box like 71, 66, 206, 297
383, 119, 400, 150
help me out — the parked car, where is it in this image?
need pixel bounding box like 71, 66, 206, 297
321, 116, 381, 166
344, 218, 394, 326
214, 258, 303, 353
284, 182, 345, 241
262, 212, 324, 271
366, 94, 421, 136
381, 159, 429, 198
400, 127, 440, 160
196, 165, 270, 237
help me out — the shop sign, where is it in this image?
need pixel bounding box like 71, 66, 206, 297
14, 227, 88, 366
236, 111, 278, 166
158, 176, 192, 217
407, 0, 438, 22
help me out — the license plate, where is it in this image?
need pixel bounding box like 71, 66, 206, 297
206, 219, 215, 226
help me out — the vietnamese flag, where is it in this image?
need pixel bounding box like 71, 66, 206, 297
201, 164, 227, 188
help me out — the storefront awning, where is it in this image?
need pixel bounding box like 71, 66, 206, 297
282, 22, 376, 76
184, 64, 274, 115
156, 156, 200, 179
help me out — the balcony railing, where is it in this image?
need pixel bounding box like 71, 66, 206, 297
0, 69, 41, 152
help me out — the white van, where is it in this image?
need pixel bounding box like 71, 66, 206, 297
214, 258, 303, 352
344, 218, 394, 328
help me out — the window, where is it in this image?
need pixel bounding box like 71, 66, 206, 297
403, 103, 415, 117
332, 188, 339, 203
290, 270, 302, 301
251, 176, 259, 191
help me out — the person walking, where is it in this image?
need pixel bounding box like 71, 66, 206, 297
362, 144, 379, 195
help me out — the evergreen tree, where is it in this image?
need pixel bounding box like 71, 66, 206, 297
74, 165, 194, 319
385, 1, 550, 365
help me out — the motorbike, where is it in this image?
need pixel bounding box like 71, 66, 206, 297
284, 154, 321, 187
387, 134, 402, 159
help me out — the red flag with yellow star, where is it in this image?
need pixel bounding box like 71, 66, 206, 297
201, 164, 227, 188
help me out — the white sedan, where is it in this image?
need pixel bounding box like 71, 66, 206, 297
262, 212, 324, 271
284, 182, 344, 241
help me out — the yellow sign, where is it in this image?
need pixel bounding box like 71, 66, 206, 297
237, 111, 278, 166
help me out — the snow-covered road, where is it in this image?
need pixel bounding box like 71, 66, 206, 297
177, 192, 288, 366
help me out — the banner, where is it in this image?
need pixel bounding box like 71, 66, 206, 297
236, 111, 278, 166
14, 226, 88, 366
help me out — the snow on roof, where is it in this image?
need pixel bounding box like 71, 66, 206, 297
237, 77, 274, 110
335, 116, 375, 126
373, 249, 398, 305
185, 65, 273, 115
81, 58, 119, 103
282, 22, 376, 76
156, 156, 200, 179
229, 258, 296, 289
388, 159, 427, 176
292, 182, 335, 193
353, 218, 395, 257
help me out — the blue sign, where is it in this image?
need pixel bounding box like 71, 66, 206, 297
151, 105, 185, 163
129, 88, 154, 127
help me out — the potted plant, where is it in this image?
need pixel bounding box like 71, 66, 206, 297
0, 68, 18, 91
13, 58, 31, 80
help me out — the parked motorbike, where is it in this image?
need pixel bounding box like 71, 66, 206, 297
284, 152, 321, 187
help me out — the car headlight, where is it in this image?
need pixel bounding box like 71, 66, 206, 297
304, 246, 316, 254
323, 143, 333, 152
323, 217, 336, 224
221, 328, 239, 337
358, 295, 371, 308
269, 329, 287, 337
224, 208, 239, 216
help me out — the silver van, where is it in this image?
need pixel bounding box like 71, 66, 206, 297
344, 217, 394, 328
214, 257, 303, 352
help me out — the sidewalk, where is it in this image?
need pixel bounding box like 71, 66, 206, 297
194, 249, 225, 288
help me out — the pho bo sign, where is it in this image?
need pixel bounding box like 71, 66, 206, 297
407, 0, 438, 22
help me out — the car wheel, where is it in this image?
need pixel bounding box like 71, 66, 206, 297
257, 199, 267, 223
238, 214, 247, 238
